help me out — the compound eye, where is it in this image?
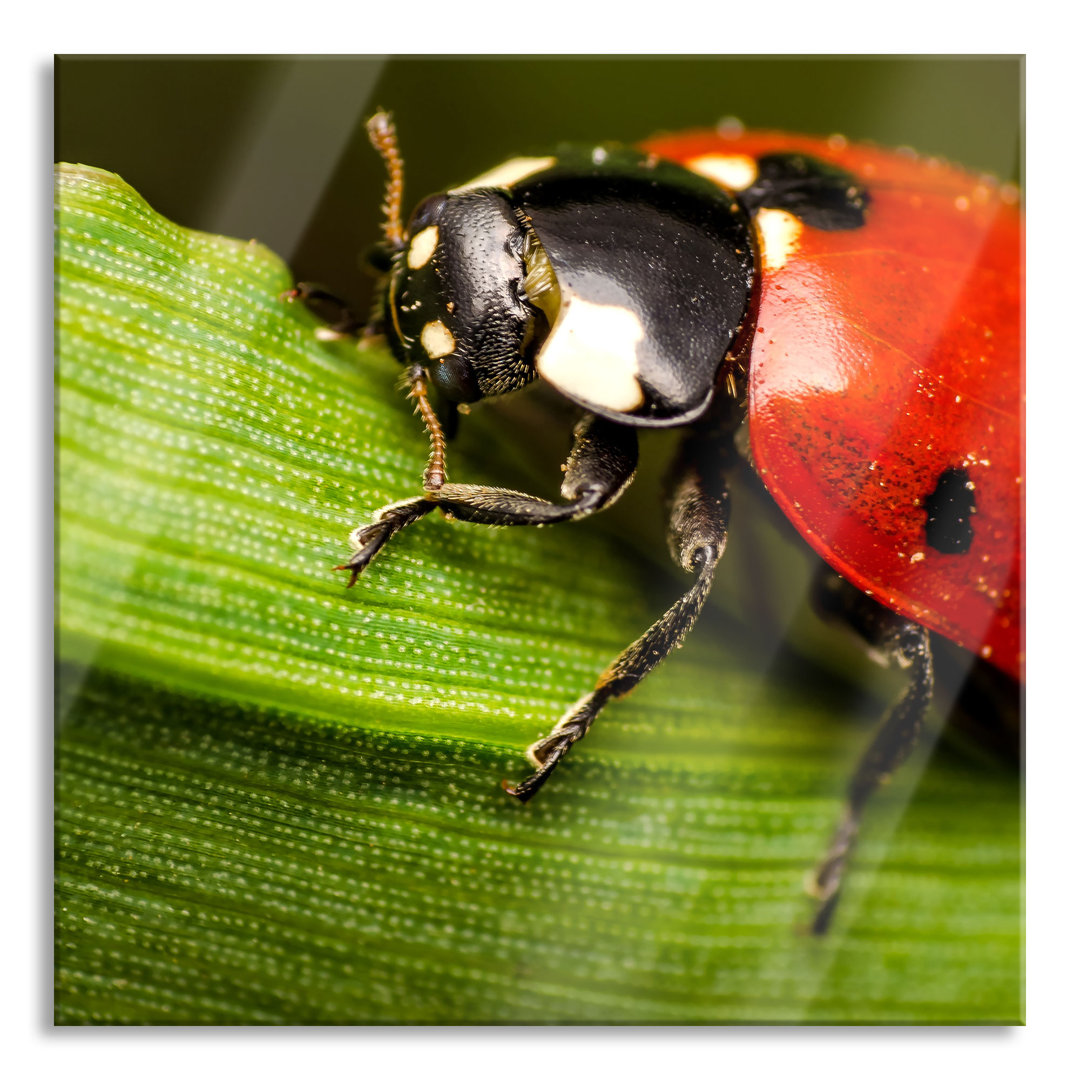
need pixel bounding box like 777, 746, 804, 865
430, 353, 481, 403
408, 193, 448, 231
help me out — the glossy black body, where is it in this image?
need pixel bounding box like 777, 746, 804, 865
513, 148, 757, 424
383, 147, 757, 423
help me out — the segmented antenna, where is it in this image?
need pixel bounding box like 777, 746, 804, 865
366, 110, 406, 251
407, 367, 448, 492
370, 114, 447, 490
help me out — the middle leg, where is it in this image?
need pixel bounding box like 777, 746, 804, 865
504, 429, 734, 802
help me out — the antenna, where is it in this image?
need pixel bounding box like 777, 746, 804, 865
366, 111, 406, 252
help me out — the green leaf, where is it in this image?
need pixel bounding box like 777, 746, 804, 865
55, 164, 1022, 1025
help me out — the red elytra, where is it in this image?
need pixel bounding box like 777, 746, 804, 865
642, 129, 1025, 681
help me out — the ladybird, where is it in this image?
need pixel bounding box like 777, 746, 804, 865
331, 113, 1023, 934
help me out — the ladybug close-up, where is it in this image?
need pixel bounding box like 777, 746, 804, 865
316, 112, 1023, 935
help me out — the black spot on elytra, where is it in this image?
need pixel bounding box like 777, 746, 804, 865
924, 466, 976, 554
742, 153, 869, 231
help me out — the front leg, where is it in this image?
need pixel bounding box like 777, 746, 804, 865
281, 282, 365, 338
337, 414, 638, 585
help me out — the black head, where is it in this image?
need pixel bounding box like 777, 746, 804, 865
384, 189, 556, 402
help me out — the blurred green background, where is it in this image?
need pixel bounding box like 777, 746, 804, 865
56, 55, 1022, 327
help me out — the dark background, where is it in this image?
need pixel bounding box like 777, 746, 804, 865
56, 56, 1022, 319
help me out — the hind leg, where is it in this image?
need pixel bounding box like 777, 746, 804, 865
808, 569, 934, 934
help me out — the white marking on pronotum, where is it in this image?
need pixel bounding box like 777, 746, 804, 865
421, 320, 456, 359
449, 156, 557, 194
756, 208, 803, 271
536, 296, 646, 413
687, 153, 758, 191
407, 225, 439, 269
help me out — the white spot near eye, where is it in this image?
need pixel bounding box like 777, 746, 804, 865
407, 225, 439, 269
449, 156, 557, 193
756, 208, 803, 271
536, 296, 645, 412
421, 320, 456, 359
687, 153, 758, 191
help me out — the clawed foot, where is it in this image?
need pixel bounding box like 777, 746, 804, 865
502, 696, 596, 803
334, 517, 398, 586
804, 808, 857, 935
335, 498, 438, 586
281, 282, 362, 337
279, 284, 308, 304
501, 733, 572, 803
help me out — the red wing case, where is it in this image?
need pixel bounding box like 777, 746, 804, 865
645, 131, 1024, 679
